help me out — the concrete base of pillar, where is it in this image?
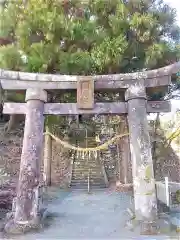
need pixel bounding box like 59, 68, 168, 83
140, 221, 158, 235
125, 208, 173, 235
140, 217, 175, 235
3, 208, 47, 235
125, 218, 158, 234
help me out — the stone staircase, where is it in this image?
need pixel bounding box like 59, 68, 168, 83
0, 121, 5, 133
70, 138, 107, 189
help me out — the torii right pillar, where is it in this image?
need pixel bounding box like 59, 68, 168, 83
125, 84, 158, 234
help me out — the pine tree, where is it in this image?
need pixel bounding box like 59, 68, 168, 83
0, 0, 180, 75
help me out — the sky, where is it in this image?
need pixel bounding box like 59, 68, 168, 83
164, 0, 180, 25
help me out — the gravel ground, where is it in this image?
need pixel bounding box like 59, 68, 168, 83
0, 187, 175, 240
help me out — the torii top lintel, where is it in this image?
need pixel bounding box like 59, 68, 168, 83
0, 61, 180, 90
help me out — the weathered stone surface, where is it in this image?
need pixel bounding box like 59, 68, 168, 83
25, 88, 47, 102
125, 85, 158, 224
3, 101, 171, 115
13, 101, 45, 224
1, 70, 19, 80
7, 89, 47, 231
0, 60, 176, 91
0, 61, 179, 82
125, 82, 146, 100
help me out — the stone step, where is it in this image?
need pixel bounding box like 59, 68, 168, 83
73, 166, 101, 169
0, 122, 5, 128
72, 169, 102, 172
72, 175, 104, 179
71, 184, 106, 188
73, 165, 101, 167
71, 177, 105, 182
71, 183, 105, 186
73, 171, 102, 173
73, 167, 100, 170
73, 166, 102, 170
71, 176, 105, 181
71, 177, 105, 181
71, 183, 106, 187
72, 170, 103, 173
72, 174, 103, 179
71, 155, 105, 188
73, 162, 99, 165
72, 169, 103, 173
72, 167, 102, 169
71, 180, 105, 184
70, 182, 106, 189
72, 172, 103, 175
70, 185, 106, 190
0, 122, 5, 135
73, 162, 101, 165
72, 171, 103, 174
71, 177, 104, 181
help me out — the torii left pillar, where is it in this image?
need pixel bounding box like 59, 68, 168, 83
5, 88, 47, 234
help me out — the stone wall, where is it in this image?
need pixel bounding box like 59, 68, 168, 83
50, 141, 73, 187
0, 123, 23, 181
0, 125, 73, 187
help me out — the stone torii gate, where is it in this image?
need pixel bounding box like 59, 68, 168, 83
0, 61, 180, 234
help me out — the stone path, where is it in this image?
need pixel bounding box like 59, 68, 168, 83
4, 188, 180, 239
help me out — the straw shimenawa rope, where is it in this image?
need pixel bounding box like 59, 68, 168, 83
44, 131, 129, 152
